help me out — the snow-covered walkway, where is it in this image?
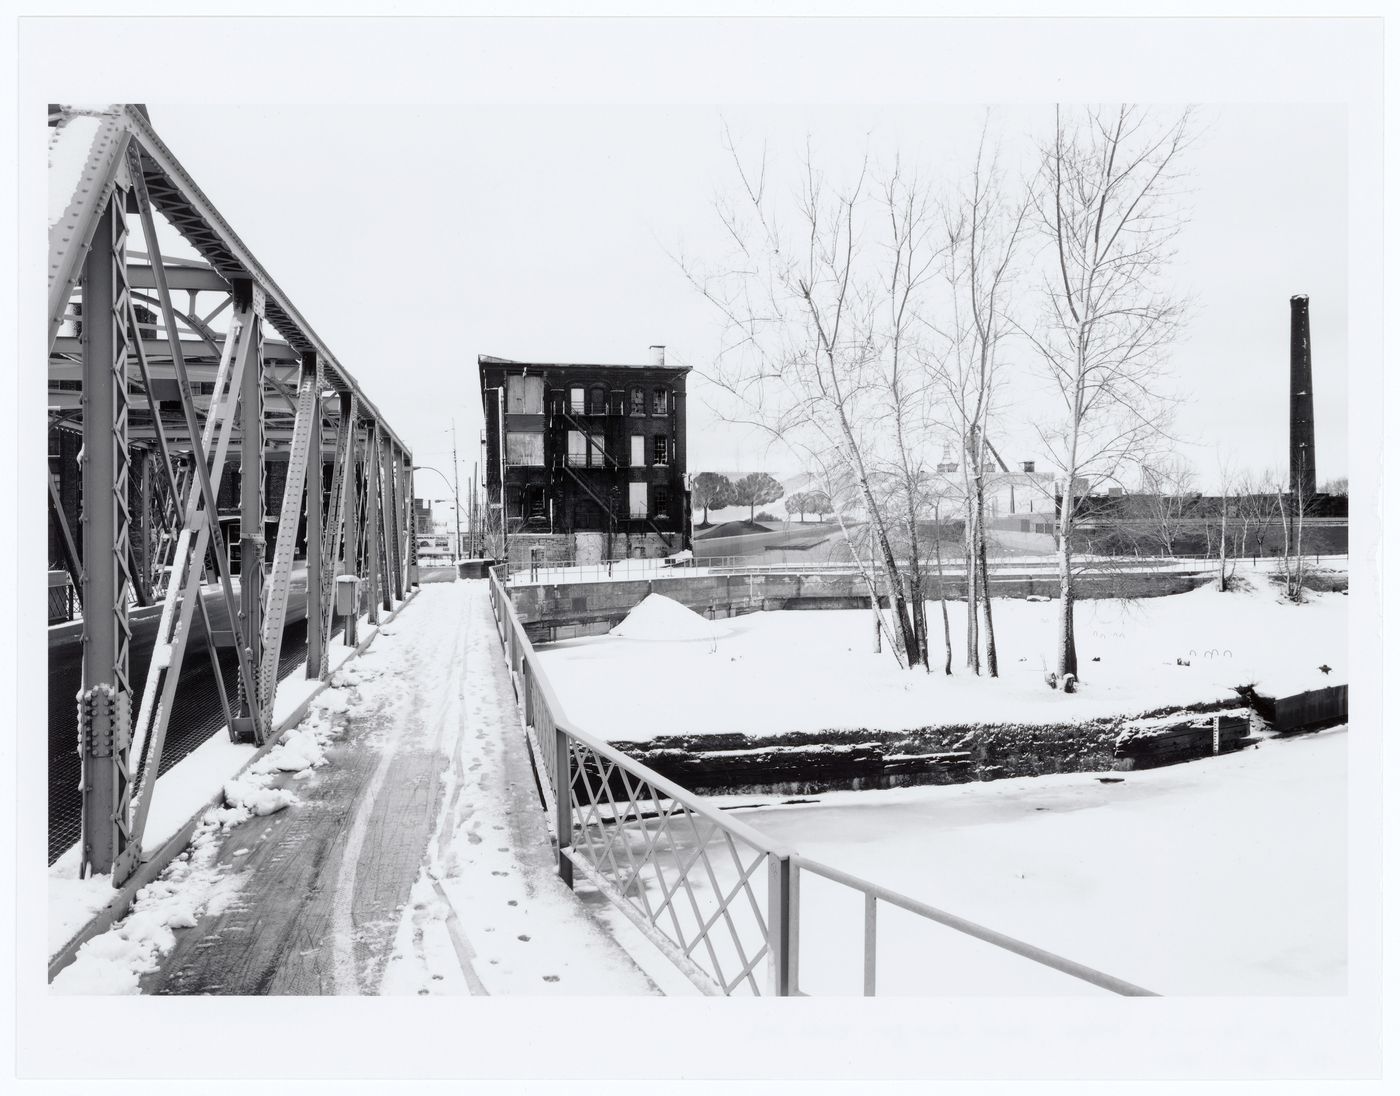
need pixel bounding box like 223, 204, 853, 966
54, 581, 660, 995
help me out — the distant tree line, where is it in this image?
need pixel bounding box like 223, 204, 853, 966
690, 470, 787, 526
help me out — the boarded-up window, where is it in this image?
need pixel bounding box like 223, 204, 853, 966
630, 435, 644, 467
505, 431, 544, 466
588, 434, 607, 467
629, 481, 648, 518
523, 376, 543, 414
630, 387, 645, 415
567, 430, 586, 466
590, 386, 608, 414
505, 375, 544, 414
570, 387, 585, 413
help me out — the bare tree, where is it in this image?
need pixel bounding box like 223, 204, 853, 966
1213, 454, 1239, 592
1133, 455, 1197, 556
685, 132, 923, 668
1023, 104, 1193, 680
870, 160, 943, 669
923, 125, 1030, 678
1234, 468, 1280, 564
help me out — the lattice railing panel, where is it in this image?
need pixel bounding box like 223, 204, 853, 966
564, 739, 773, 995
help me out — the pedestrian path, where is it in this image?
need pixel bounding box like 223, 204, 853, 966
61, 580, 660, 995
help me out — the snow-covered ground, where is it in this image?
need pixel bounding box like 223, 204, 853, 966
534, 577, 1347, 742
731, 726, 1348, 995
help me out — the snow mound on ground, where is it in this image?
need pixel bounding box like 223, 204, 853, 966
610, 593, 729, 642
51, 817, 245, 994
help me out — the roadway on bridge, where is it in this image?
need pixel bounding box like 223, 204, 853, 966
135, 580, 660, 995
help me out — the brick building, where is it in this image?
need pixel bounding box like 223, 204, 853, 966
478, 349, 691, 564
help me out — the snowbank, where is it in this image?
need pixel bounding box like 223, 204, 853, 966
540, 580, 1347, 742
609, 592, 729, 642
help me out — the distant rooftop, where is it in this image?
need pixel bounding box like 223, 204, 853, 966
478, 351, 689, 373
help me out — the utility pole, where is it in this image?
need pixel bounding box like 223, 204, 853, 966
470, 463, 478, 557
451, 418, 463, 561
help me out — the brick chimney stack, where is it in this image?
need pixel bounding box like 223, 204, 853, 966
1289, 295, 1316, 498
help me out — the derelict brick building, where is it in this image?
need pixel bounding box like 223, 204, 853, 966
479, 348, 691, 564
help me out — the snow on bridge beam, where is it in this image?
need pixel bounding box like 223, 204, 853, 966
121, 106, 412, 460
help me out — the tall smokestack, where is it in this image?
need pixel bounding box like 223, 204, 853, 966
1288, 295, 1316, 498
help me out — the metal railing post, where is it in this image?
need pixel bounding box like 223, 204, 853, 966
863, 893, 878, 996
555, 727, 574, 889
767, 853, 798, 995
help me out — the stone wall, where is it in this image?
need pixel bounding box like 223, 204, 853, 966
601, 696, 1246, 796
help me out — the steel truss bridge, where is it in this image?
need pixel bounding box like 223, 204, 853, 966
47, 104, 419, 885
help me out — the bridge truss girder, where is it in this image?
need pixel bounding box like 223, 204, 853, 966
49, 105, 418, 885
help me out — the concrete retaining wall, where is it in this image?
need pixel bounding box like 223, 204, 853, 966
510, 567, 1210, 640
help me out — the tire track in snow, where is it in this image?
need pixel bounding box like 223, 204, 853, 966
331, 595, 468, 995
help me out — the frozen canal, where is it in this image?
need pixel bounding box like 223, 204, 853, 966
725, 726, 1347, 996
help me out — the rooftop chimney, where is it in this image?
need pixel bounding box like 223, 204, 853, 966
649, 344, 666, 366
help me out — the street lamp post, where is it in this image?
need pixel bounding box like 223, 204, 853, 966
412, 464, 464, 566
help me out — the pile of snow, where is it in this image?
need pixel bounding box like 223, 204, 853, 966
51, 694, 355, 991
51, 816, 245, 994
609, 593, 729, 642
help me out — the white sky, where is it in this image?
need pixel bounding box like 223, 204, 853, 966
142, 99, 1347, 495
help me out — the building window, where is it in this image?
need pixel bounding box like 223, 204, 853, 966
630, 387, 645, 415
504, 375, 544, 415
629, 481, 647, 519
653, 485, 671, 520
652, 387, 668, 415
567, 430, 586, 467
589, 386, 608, 414
570, 387, 585, 414
505, 431, 544, 466
588, 434, 607, 467
629, 435, 643, 467
652, 434, 667, 465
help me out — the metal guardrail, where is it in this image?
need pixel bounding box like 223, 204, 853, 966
505, 551, 1350, 588
486, 565, 1157, 997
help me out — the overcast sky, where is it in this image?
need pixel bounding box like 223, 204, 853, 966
143, 99, 1347, 498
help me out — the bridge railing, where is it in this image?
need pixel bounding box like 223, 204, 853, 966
486, 565, 1157, 997
504, 550, 1349, 589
